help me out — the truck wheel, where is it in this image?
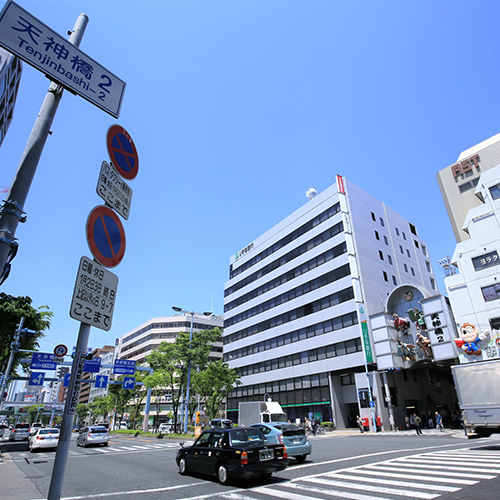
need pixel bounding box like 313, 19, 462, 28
217, 463, 230, 485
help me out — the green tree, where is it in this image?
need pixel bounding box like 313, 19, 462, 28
108, 371, 147, 428
27, 404, 44, 424
192, 360, 241, 420
146, 327, 222, 432
75, 403, 90, 425
88, 396, 113, 423
0, 293, 52, 376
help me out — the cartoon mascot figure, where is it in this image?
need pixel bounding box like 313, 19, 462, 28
454, 323, 490, 356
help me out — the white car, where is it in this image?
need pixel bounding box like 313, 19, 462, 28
29, 428, 59, 452
76, 425, 110, 447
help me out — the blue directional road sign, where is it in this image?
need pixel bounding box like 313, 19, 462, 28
123, 377, 135, 390
114, 359, 136, 375
94, 375, 108, 389
63, 373, 71, 387
31, 353, 57, 370
29, 372, 45, 386
83, 357, 102, 373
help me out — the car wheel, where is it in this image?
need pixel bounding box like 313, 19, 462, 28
178, 457, 188, 476
260, 473, 273, 480
102, 442, 109, 447
295, 455, 307, 464
217, 463, 230, 485
82, 441, 87, 448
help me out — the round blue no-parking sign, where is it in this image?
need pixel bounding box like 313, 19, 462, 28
86, 205, 126, 267
106, 124, 139, 180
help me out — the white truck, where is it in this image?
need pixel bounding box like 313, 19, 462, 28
451, 359, 500, 438
238, 400, 287, 427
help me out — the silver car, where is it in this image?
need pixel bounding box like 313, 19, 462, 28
29, 428, 59, 452
9, 422, 30, 441
76, 425, 110, 447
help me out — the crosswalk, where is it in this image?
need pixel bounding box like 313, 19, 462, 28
183, 447, 500, 500
10, 440, 180, 461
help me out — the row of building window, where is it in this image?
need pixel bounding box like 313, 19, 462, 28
224, 287, 355, 345
371, 212, 427, 256
230, 202, 341, 280
225, 242, 348, 313
122, 321, 216, 344
224, 310, 359, 361
235, 338, 363, 377
224, 263, 351, 328
228, 374, 331, 411
121, 332, 177, 353
225, 220, 344, 298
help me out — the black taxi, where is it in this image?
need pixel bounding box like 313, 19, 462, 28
176, 427, 288, 485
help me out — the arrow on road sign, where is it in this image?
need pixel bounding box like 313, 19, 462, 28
29, 372, 45, 386
123, 376, 135, 389
94, 375, 108, 389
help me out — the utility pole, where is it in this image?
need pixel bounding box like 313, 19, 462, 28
0, 11, 89, 281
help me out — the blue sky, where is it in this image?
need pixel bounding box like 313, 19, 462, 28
1, 0, 499, 356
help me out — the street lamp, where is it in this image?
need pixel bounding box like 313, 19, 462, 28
172, 307, 212, 433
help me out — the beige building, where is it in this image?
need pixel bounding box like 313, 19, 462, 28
437, 133, 500, 243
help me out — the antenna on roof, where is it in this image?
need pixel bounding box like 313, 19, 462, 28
306, 188, 317, 201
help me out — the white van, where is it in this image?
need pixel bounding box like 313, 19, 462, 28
119, 422, 128, 429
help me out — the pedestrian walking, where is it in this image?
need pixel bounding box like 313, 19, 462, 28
404, 414, 410, 429
312, 419, 319, 436
435, 411, 444, 431
356, 415, 364, 433
427, 410, 434, 428
413, 414, 422, 435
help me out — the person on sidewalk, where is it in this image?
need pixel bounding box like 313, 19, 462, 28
413, 414, 422, 435
427, 410, 434, 428
435, 411, 444, 431
356, 415, 364, 433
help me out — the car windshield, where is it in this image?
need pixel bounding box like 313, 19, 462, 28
91, 427, 107, 433
229, 429, 265, 446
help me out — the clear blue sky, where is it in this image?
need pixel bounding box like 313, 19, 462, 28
1, 0, 499, 356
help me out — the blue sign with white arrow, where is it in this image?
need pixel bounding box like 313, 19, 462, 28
31, 353, 57, 370
83, 357, 102, 373
123, 377, 135, 390
63, 373, 71, 387
29, 372, 45, 386
114, 359, 136, 375
94, 375, 108, 389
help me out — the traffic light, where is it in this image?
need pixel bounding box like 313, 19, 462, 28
195, 411, 201, 424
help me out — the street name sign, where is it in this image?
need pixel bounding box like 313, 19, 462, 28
113, 359, 135, 375
70, 256, 118, 331
0, 1, 126, 117
28, 372, 45, 386
31, 352, 57, 370
83, 357, 102, 373
96, 161, 133, 220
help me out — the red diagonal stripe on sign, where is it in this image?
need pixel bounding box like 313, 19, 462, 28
111, 134, 135, 172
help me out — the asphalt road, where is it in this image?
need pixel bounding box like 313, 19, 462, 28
1, 429, 500, 500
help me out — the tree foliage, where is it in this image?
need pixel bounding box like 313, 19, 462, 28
192, 360, 241, 420
146, 327, 222, 431
0, 293, 52, 375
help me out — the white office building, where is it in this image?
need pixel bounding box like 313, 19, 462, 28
0, 47, 22, 148
443, 164, 500, 363
224, 176, 458, 429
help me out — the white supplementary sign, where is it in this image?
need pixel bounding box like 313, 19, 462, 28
96, 161, 133, 220
70, 256, 118, 331
0, 1, 126, 118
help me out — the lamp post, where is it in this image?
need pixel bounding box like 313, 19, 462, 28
172, 307, 212, 434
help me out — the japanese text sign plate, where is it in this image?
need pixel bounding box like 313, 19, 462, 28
31, 352, 57, 370
96, 161, 133, 220
0, 1, 126, 117
113, 359, 135, 374
70, 256, 118, 331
